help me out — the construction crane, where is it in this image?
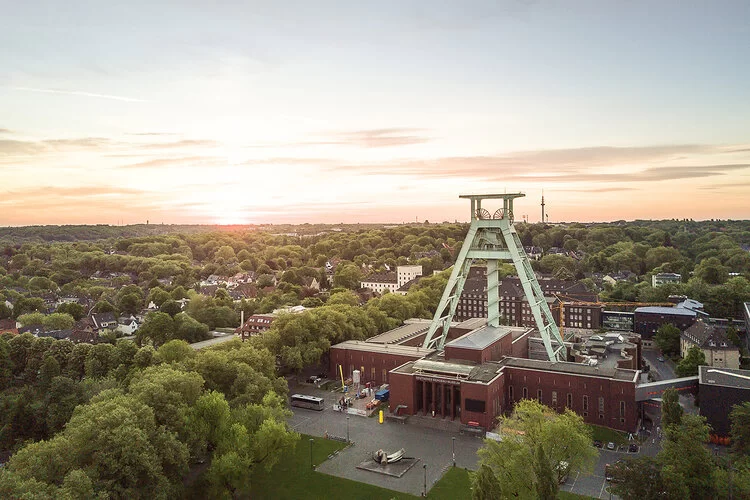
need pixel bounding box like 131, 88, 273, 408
552, 294, 675, 339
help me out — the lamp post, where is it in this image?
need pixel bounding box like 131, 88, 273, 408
423, 463, 427, 497
346, 416, 350, 443
309, 438, 314, 469
452, 437, 456, 467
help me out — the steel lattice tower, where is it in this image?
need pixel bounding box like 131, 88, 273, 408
421, 193, 565, 361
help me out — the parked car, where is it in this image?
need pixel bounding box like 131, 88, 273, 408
593, 440, 603, 448
657, 356, 665, 362
628, 443, 639, 453
606, 442, 616, 450
307, 375, 321, 384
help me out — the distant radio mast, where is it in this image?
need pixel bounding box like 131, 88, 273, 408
541, 191, 545, 223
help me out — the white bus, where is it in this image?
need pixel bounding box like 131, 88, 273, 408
290, 394, 324, 411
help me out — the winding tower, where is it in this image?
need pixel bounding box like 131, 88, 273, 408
421, 193, 565, 361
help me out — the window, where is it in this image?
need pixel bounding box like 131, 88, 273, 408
523, 387, 528, 399
371, 367, 376, 380
552, 391, 557, 406
537, 389, 542, 402
599, 397, 605, 413
509, 386, 514, 400
620, 401, 625, 417
382, 369, 387, 382
567, 393, 572, 408
465, 399, 486, 412
583, 395, 589, 411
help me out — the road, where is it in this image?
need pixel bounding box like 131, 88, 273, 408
642, 349, 698, 415
189, 332, 238, 350
642, 349, 676, 380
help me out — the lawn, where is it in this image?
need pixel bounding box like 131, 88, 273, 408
589, 424, 628, 445
250, 434, 420, 499
424, 467, 595, 500
428, 467, 471, 499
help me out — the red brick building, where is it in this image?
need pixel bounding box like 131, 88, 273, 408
331, 322, 640, 432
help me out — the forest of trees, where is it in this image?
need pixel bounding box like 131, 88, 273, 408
0, 219, 749, 496
0, 335, 296, 498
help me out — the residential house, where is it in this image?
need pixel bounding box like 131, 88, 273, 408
0, 319, 18, 335
117, 315, 139, 335
681, 321, 740, 370
361, 266, 423, 294
652, 272, 682, 287
90, 312, 118, 330
302, 276, 321, 291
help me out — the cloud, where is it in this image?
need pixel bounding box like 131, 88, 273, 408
559, 187, 638, 193
698, 181, 750, 191
325, 144, 750, 184
0, 137, 118, 156
138, 139, 221, 150
11, 86, 150, 103
0, 128, 11, 134
127, 132, 180, 137
119, 156, 223, 169
0, 186, 147, 207
312, 128, 431, 148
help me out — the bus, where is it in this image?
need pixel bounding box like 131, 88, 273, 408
290, 394, 325, 411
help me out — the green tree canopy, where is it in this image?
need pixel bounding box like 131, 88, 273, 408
676, 346, 706, 377
472, 399, 597, 499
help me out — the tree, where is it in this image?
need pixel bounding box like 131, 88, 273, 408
56, 302, 85, 320
472, 399, 597, 499
147, 287, 171, 308
117, 292, 143, 315
654, 323, 681, 355
17, 312, 45, 327
609, 456, 669, 500
676, 346, 706, 377
694, 257, 729, 285
658, 414, 717, 499
332, 263, 361, 289
42, 312, 75, 331
326, 290, 360, 306
730, 401, 750, 456
661, 387, 683, 428
136, 312, 176, 348
173, 312, 210, 343
159, 299, 182, 317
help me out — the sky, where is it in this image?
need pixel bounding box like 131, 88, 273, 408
1, 0, 749, 226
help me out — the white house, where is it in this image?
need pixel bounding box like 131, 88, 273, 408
117, 315, 140, 335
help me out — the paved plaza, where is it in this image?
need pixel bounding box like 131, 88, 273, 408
287, 380, 656, 498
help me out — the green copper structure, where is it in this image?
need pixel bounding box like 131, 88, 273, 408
421, 193, 565, 361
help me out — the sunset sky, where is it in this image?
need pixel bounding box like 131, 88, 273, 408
2, 1, 749, 226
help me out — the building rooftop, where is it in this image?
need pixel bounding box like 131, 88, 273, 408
635, 306, 697, 317
362, 272, 397, 284
499, 357, 639, 382
365, 320, 432, 345
682, 321, 738, 350
331, 340, 435, 357
446, 325, 522, 350
699, 366, 750, 389
393, 358, 504, 383
454, 317, 488, 331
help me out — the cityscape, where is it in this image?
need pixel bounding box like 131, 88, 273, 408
2, 2, 750, 499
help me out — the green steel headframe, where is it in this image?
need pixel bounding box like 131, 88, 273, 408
421, 193, 565, 361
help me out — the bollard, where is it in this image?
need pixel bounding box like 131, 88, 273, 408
379, 409, 384, 424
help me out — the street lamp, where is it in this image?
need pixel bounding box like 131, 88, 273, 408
346, 416, 350, 443
452, 437, 456, 467
423, 463, 427, 497
309, 438, 314, 469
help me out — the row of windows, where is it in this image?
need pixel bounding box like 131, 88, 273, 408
510, 387, 627, 418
